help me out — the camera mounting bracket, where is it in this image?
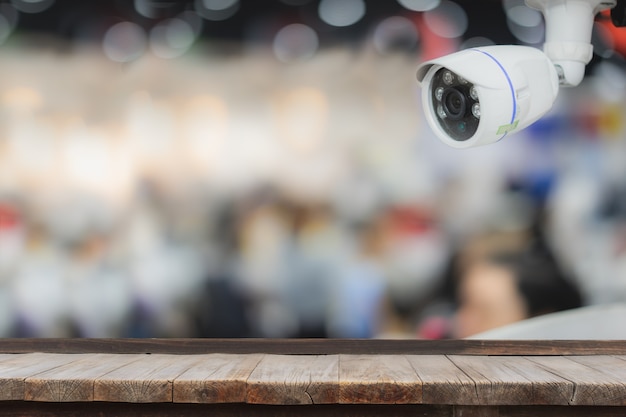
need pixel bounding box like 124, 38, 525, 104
526, 0, 617, 86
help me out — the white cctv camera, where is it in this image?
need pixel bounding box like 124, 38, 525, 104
416, 0, 617, 148
416, 45, 559, 148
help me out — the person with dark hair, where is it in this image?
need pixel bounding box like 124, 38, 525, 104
454, 250, 582, 338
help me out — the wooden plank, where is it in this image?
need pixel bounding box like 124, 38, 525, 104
173, 354, 263, 404
93, 354, 199, 403
246, 355, 338, 405
339, 354, 422, 404
565, 355, 626, 389
0, 353, 84, 401
482, 356, 573, 405
0, 402, 454, 417
447, 356, 533, 406
406, 355, 479, 405
1, 338, 626, 355
24, 354, 142, 402
527, 356, 626, 405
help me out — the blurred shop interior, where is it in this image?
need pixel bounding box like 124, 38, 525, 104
0, 0, 625, 339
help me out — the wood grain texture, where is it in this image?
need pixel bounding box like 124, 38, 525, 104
24, 354, 142, 402
246, 355, 338, 405
93, 354, 199, 403
339, 354, 421, 404
447, 355, 533, 406
2, 338, 626, 355
527, 356, 626, 406
406, 355, 478, 405
0, 353, 83, 401
173, 354, 263, 404
483, 356, 573, 405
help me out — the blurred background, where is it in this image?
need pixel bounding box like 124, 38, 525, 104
0, 0, 625, 339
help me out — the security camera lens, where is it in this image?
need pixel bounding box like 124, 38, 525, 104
442, 88, 466, 120
430, 67, 480, 142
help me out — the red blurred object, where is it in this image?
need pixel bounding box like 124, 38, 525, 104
599, 10, 626, 56
0, 204, 20, 232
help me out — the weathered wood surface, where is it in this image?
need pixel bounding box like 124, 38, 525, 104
527, 355, 626, 406
247, 354, 339, 404
406, 355, 479, 405
93, 354, 200, 403
448, 355, 574, 406
25, 354, 141, 402
0, 353, 81, 401
173, 353, 263, 404
0, 351, 625, 408
339, 354, 421, 404
2, 338, 626, 355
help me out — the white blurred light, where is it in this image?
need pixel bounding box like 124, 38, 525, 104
150, 18, 195, 59
460, 36, 495, 49
397, 0, 440, 12
507, 17, 544, 44
11, 0, 53, 14
273, 23, 319, 63
103, 22, 147, 62
318, 0, 366, 28
373, 16, 419, 54
134, 0, 157, 19
424, 1, 468, 39
195, 0, 239, 21
506, 5, 542, 27
593, 61, 626, 102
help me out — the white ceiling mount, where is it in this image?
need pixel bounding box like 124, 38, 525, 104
526, 0, 617, 86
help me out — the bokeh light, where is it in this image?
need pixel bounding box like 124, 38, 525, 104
11, 0, 53, 14
397, 0, 441, 12
273, 23, 319, 63
102, 21, 147, 63
195, 0, 239, 21
423, 1, 468, 39
318, 0, 366, 28
372, 16, 419, 54
503, 0, 544, 45
150, 18, 196, 59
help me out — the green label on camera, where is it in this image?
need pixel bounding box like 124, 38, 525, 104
497, 120, 519, 135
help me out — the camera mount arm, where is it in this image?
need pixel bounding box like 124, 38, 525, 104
526, 0, 616, 86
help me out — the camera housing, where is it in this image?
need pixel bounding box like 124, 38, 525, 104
416, 45, 559, 148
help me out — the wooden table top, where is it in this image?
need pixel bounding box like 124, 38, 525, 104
0, 339, 625, 408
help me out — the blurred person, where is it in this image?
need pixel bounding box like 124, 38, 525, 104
326, 215, 388, 338
11, 221, 71, 337
454, 249, 582, 338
